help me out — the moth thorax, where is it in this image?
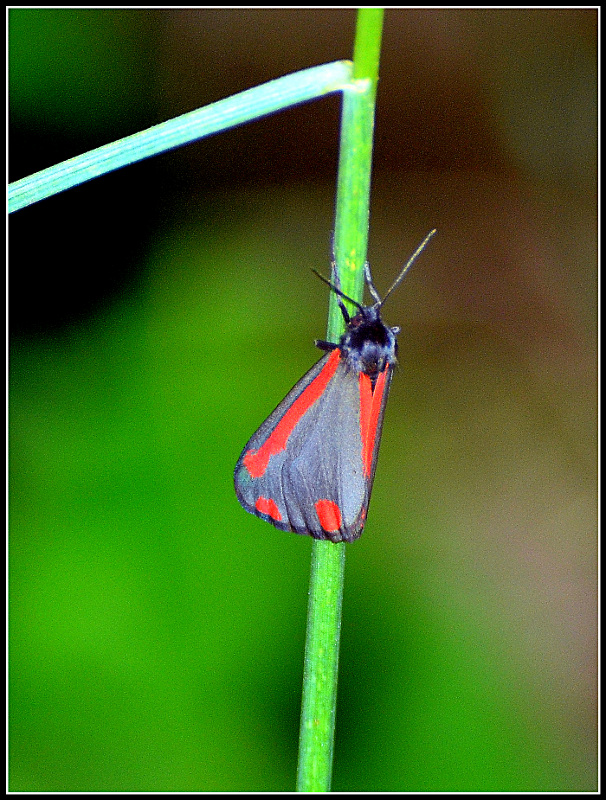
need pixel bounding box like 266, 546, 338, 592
341, 321, 398, 380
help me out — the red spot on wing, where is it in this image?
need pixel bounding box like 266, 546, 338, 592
243, 349, 341, 478
255, 496, 282, 522
315, 499, 342, 532
359, 368, 388, 477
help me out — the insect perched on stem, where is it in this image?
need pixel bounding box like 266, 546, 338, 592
234, 229, 436, 542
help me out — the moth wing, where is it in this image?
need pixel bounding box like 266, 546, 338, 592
234, 350, 394, 542
234, 351, 339, 532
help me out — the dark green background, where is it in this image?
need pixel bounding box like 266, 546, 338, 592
9, 9, 597, 791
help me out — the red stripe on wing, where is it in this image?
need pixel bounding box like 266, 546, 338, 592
315, 499, 343, 533
255, 496, 282, 522
359, 368, 388, 478
243, 348, 341, 479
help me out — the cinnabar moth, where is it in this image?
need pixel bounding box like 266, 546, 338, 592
234, 230, 436, 543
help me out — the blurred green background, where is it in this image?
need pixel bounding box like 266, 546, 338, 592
9, 8, 597, 792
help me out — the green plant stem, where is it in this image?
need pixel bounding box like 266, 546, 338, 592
296, 541, 346, 791
330, 7, 384, 336
296, 8, 384, 793
8, 61, 353, 213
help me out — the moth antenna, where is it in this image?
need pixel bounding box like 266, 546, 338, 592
311, 269, 364, 314
329, 231, 341, 291
364, 262, 382, 305
379, 229, 437, 307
